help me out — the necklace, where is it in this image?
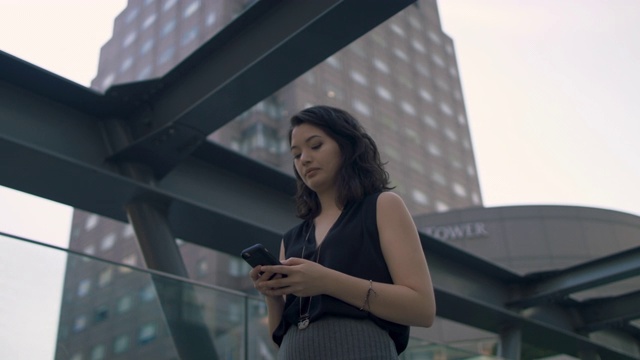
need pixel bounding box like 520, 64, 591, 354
298, 223, 319, 330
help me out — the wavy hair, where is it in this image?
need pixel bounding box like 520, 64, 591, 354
288, 105, 393, 220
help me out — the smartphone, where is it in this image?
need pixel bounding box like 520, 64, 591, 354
241, 244, 285, 279
241, 243, 281, 267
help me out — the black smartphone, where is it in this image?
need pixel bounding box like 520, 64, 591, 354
241, 244, 285, 279
241, 244, 281, 267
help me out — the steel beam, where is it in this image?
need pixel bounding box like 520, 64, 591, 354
107, 0, 417, 178
508, 246, 640, 309
577, 291, 640, 332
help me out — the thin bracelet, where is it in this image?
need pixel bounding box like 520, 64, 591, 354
359, 280, 377, 311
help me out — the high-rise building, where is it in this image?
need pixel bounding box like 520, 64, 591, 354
58, 0, 485, 358
91, 0, 483, 215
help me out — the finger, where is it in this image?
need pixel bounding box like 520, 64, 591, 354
261, 264, 293, 275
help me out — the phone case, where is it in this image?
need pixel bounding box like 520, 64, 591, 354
241, 244, 281, 268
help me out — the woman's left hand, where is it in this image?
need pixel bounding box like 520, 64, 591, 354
258, 257, 330, 297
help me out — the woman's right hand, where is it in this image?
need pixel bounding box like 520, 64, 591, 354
250, 266, 283, 298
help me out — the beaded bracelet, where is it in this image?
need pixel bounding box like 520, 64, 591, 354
359, 280, 377, 311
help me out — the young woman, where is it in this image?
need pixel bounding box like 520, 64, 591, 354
250, 105, 435, 359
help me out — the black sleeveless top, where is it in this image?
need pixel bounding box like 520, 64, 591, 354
272, 192, 410, 354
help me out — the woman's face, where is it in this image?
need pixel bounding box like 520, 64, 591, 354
290, 123, 342, 194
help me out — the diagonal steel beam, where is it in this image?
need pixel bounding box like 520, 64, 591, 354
508, 246, 640, 309
107, 0, 416, 178
577, 290, 640, 332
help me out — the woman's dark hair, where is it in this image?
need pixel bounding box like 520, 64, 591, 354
288, 105, 393, 220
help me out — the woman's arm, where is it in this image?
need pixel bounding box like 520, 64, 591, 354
258, 192, 436, 327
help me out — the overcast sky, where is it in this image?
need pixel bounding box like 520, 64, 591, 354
1, 1, 639, 358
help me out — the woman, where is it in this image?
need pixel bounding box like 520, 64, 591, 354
250, 105, 435, 359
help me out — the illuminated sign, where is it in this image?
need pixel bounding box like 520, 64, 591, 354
422, 222, 489, 241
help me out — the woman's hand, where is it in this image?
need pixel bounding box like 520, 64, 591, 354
250, 266, 286, 299
258, 257, 330, 298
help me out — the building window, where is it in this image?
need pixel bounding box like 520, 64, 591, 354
138, 322, 158, 344
123, 32, 137, 48
90, 344, 105, 360
100, 233, 116, 251
120, 57, 133, 72
85, 214, 99, 231
400, 101, 416, 116
428, 31, 441, 44
181, 27, 199, 46
73, 315, 87, 333
196, 259, 209, 277
184, 1, 200, 18
449, 66, 459, 78
206, 12, 217, 26
440, 102, 454, 117
163, 0, 177, 11
78, 279, 91, 297
458, 114, 467, 125
467, 165, 476, 176
122, 253, 137, 267
70, 353, 82, 360
114, 334, 130, 354
161, 20, 176, 37
412, 190, 429, 206
375, 86, 393, 101
431, 54, 446, 68
393, 48, 408, 62
352, 99, 371, 117
419, 88, 433, 102
140, 285, 156, 302
98, 268, 113, 287
472, 192, 481, 205
427, 143, 441, 157
122, 224, 135, 238
436, 201, 450, 212
325, 56, 341, 69
423, 115, 437, 128
453, 183, 467, 197
101, 73, 115, 90
94, 305, 109, 323
125, 8, 139, 23
389, 23, 405, 37
350, 70, 368, 86
444, 127, 458, 142
140, 39, 154, 55
117, 295, 133, 314
411, 39, 426, 54
142, 14, 156, 29
158, 46, 176, 65
373, 58, 389, 74
137, 65, 152, 80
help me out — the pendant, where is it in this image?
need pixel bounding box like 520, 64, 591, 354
298, 316, 310, 330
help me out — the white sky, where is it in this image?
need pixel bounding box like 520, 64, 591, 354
0, 1, 638, 358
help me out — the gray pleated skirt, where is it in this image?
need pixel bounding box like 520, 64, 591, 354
277, 316, 398, 360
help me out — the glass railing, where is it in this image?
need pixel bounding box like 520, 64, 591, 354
0, 231, 497, 360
